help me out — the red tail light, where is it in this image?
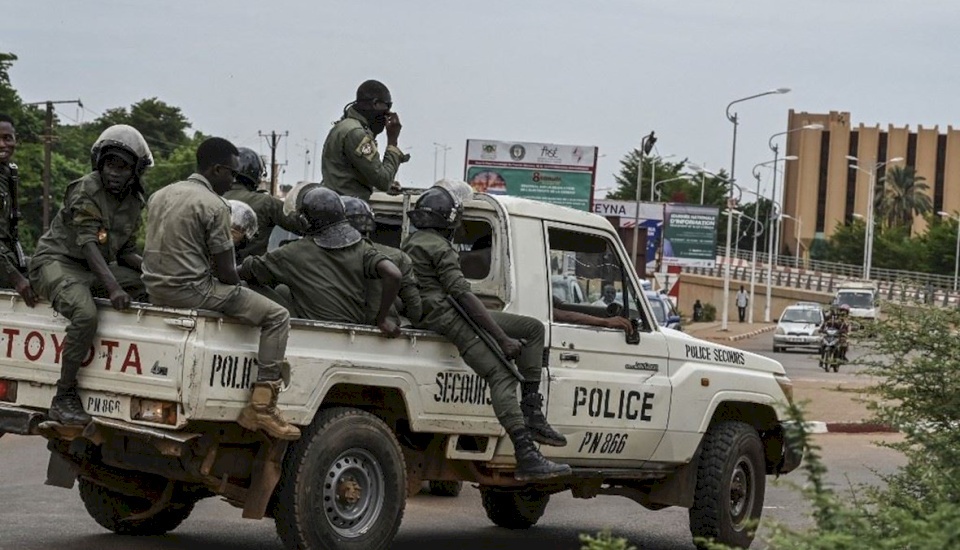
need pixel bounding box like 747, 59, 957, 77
0, 379, 17, 402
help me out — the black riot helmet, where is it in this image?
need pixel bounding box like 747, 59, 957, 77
342, 196, 376, 235
407, 185, 463, 230
236, 147, 266, 190
298, 186, 361, 249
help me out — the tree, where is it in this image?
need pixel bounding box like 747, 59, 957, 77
88, 98, 191, 159
824, 219, 866, 265
877, 165, 932, 230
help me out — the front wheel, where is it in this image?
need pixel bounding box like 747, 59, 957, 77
689, 421, 766, 549
274, 407, 407, 550
480, 486, 550, 529
78, 478, 195, 536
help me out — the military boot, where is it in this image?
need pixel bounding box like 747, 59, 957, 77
509, 427, 572, 481
48, 383, 92, 426
238, 380, 301, 440
520, 391, 567, 447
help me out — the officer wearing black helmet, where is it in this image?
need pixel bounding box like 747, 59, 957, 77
29, 124, 152, 425
342, 196, 421, 326
320, 80, 408, 200
403, 183, 571, 481
240, 186, 403, 336
223, 147, 301, 260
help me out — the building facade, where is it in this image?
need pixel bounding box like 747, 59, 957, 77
781, 110, 960, 257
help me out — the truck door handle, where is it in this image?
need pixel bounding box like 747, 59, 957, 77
560, 352, 579, 362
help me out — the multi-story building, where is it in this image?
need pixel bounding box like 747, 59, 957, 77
781, 110, 960, 257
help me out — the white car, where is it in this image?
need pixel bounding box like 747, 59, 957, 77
773, 304, 824, 352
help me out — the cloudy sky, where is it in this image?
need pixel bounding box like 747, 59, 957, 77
6, 0, 959, 197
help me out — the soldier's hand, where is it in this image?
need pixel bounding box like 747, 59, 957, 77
109, 288, 132, 310
15, 279, 38, 308
388, 181, 403, 195
606, 316, 634, 334
499, 337, 523, 360
385, 112, 402, 145
378, 319, 401, 339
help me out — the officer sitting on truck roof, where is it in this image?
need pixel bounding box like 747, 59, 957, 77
403, 182, 572, 481
341, 196, 421, 327
29, 125, 152, 426
239, 185, 403, 336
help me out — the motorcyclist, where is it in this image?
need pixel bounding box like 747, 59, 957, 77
820, 304, 850, 361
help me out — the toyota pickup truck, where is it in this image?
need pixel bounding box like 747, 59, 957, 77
0, 191, 801, 550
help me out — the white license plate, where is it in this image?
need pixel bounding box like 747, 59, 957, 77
78, 391, 128, 420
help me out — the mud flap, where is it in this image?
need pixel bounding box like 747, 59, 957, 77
242, 438, 289, 519
46, 451, 78, 489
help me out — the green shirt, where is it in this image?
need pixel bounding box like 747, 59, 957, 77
241, 237, 389, 324
31, 171, 144, 269
0, 164, 22, 280
223, 184, 301, 259
320, 107, 407, 200
142, 173, 233, 293
364, 241, 422, 325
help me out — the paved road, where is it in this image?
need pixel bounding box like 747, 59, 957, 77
0, 432, 905, 550
735, 331, 872, 382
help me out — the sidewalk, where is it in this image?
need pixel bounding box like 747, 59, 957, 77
684, 320, 776, 342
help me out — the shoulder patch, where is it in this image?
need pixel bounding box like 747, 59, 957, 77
354, 135, 379, 160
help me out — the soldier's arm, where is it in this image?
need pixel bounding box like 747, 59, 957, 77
398, 254, 422, 323
344, 128, 406, 193
116, 219, 143, 272
0, 249, 36, 306
238, 250, 284, 288
363, 244, 401, 336
207, 205, 240, 285
70, 189, 129, 309
269, 196, 303, 234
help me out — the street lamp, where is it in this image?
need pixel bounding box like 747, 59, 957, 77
631, 132, 657, 273
780, 214, 803, 266
847, 155, 904, 280
750, 156, 797, 323
938, 211, 960, 292
768, 123, 823, 271
433, 142, 451, 181
720, 87, 791, 331
653, 174, 693, 201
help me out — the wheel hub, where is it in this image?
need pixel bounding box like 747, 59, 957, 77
320, 449, 385, 538
729, 457, 754, 527
337, 477, 362, 506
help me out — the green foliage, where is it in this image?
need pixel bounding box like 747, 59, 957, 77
878, 166, 932, 230
579, 530, 637, 550
701, 302, 717, 322
808, 236, 830, 262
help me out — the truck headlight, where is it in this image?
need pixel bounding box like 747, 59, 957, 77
131, 399, 178, 425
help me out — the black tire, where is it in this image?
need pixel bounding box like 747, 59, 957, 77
78, 478, 195, 536
479, 486, 550, 529
274, 407, 406, 550
428, 480, 463, 497
689, 421, 766, 549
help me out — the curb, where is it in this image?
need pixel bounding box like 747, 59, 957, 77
804, 421, 898, 434
694, 325, 777, 342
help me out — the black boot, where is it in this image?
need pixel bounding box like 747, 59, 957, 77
520, 392, 567, 446
509, 427, 571, 481
48, 383, 92, 426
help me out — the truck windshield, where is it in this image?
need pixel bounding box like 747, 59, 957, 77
837, 292, 873, 308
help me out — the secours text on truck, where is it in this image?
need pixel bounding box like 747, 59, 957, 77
0, 190, 802, 550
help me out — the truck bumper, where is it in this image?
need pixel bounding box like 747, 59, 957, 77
777, 421, 804, 474
0, 404, 45, 436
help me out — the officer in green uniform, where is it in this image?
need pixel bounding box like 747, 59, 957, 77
29, 124, 152, 425
342, 196, 421, 326
403, 184, 571, 481
223, 147, 301, 260
142, 137, 299, 441
240, 186, 402, 336
0, 113, 37, 306
321, 80, 408, 200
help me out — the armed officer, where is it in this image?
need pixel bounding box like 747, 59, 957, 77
342, 196, 421, 326
223, 147, 301, 260
321, 80, 407, 200
29, 125, 152, 425
0, 113, 37, 306
403, 184, 571, 481
239, 187, 402, 336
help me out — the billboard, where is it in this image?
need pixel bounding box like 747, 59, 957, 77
592, 200, 664, 269
662, 204, 720, 268
464, 140, 598, 211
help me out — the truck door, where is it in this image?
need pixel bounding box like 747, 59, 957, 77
541, 223, 671, 467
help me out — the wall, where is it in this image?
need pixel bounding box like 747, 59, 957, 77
677, 273, 834, 322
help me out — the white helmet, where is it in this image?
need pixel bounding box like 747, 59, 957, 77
435, 178, 475, 204
228, 200, 258, 241
90, 124, 154, 176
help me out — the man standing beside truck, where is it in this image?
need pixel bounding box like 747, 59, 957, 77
29, 125, 153, 425
0, 114, 37, 306
404, 184, 572, 481
321, 79, 407, 200
142, 137, 299, 441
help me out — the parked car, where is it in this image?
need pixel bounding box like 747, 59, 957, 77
646, 291, 682, 331
551, 274, 586, 304
773, 304, 824, 352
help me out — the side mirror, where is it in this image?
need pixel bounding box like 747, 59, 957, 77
668, 314, 681, 325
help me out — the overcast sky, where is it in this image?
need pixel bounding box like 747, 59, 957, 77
6, 0, 959, 198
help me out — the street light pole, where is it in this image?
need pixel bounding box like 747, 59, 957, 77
631, 132, 657, 274
720, 88, 790, 331
654, 174, 692, 201
781, 214, 802, 264
937, 211, 960, 292
767, 124, 823, 273
749, 156, 796, 323
847, 155, 903, 280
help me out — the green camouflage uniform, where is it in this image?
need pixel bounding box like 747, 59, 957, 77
223, 183, 301, 260
364, 241, 421, 326
142, 174, 289, 380
404, 228, 544, 432
0, 164, 24, 284
28, 171, 146, 370
241, 237, 389, 324
320, 107, 407, 200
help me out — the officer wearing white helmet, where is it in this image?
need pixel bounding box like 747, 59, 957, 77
29, 124, 153, 425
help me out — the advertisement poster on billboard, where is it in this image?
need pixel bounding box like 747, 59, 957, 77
662, 204, 719, 267
464, 140, 598, 211
591, 199, 664, 269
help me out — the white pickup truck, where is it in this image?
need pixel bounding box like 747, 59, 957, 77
0, 192, 801, 550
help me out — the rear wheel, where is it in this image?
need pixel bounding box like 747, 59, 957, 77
480, 486, 550, 529
78, 478, 195, 536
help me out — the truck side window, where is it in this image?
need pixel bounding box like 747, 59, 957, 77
547, 227, 647, 329
456, 220, 494, 280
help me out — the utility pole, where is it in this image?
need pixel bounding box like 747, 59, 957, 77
259, 131, 288, 195
25, 99, 83, 231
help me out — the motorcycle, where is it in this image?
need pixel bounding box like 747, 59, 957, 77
819, 327, 842, 372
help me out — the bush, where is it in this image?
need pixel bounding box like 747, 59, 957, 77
580, 530, 636, 550
701, 303, 717, 322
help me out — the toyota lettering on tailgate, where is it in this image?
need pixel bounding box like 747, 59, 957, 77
1, 327, 144, 374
